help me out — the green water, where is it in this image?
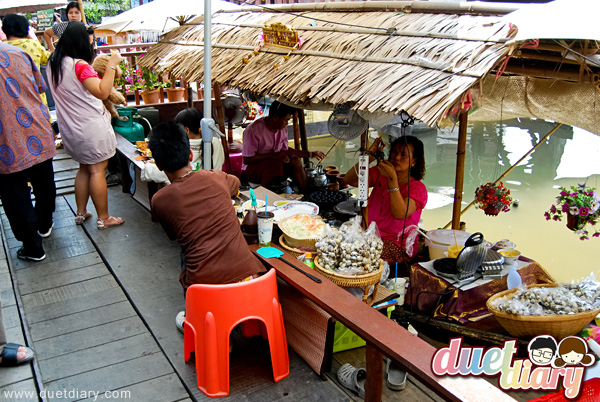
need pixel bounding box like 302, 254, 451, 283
305, 118, 600, 283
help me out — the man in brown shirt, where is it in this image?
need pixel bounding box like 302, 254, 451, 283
149, 122, 265, 331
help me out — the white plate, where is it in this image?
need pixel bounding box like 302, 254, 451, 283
272, 202, 319, 223
273, 200, 292, 207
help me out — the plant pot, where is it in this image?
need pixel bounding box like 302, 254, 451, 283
566, 214, 582, 231
166, 88, 185, 102
484, 206, 502, 216
140, 89, 160, 105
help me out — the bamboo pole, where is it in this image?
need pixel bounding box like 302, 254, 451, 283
443, 122, 563, 229
451, 112, 468, 230
360, 130, 369, 231
292, 111, 300, 150
213, 21, 511, 44
217, 1, 519, 16
161, 40, 488, 79
298, 110, 309, 166
212, 83, 232, 174
77, 0, 87, 24
501, 65, 598, 83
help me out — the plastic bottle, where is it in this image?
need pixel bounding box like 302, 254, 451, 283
303, 252, 315, 269
507, 265, 522, 289
241, 189, 258, 244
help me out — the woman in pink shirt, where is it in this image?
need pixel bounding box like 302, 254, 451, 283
344, 136, 427, 275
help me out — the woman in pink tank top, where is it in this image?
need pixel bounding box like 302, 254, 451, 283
344, 135, 428, 276
48, 22, 125, 229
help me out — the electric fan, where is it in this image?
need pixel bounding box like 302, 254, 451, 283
217, 95, 245, 152
326, 106, 370, 207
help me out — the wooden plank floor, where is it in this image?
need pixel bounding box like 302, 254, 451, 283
1, 184, 550, 402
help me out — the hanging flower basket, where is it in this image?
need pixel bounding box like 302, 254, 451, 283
545, 183, 600, 240
484, 205, 502, 216
474, 182, 512, 216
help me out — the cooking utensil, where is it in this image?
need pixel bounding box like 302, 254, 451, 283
256, 247, 322, 283
455, 232, 487, 281
316, 140, 340, 167
481, 249, 504, 279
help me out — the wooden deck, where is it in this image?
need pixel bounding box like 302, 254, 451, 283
0, 186, 547, 401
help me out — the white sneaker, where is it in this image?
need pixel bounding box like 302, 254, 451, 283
38, 221, 54, 238
175, 311, 185, 334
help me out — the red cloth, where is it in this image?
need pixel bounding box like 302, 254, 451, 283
151, 170, 265, 289
74, 61, 98, 83
406, 260, 556, 324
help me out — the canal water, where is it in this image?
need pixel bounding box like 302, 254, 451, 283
306, 117, 600, 283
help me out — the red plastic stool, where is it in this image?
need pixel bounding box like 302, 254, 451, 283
184, 268, 289, 397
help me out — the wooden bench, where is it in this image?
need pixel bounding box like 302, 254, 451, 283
251, 244, 517, 402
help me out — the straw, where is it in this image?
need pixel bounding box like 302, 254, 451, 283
395, 262, 398, 286
265, 195, 268, 213
453, 230, 458, 246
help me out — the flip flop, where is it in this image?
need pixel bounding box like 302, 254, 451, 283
337, 363, 366, 398
75, 212, 92, 225
385, 358, 408, 391
0, 343, 34, 367
97, 216, 125, 230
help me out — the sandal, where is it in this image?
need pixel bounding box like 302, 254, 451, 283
337, 363, 366, 397
0, 343, 34, 367
75, 212, 92, 225
97, 216, 125, 230
385, 358, 408, 391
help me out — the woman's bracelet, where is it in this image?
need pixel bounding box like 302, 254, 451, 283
388, 187, 399, 193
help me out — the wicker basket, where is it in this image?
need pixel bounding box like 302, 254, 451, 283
278, 214, 323, 250
486, 283, 600, 339
279, 235, 318, 258
314, 256, 383, 304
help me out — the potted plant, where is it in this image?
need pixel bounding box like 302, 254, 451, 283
474, 182, 512, 216
544, 183, 600, 240
242, 101, 262, 120
165, 73, 184, 102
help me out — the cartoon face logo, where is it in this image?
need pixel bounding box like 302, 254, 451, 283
528, 336, 558, 365
553, 336, 596, 368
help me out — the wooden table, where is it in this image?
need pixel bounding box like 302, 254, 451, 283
252, 244, 517, 402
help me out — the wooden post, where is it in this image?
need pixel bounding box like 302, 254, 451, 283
186, 87, 193, 108
77, 0, 87, 24
298, 110, 309, 165
134, 89, 140, 105
292, 111, 300, 150
212, 83, 232, 173
364, 343, 383, 402
451, 112, 468, 230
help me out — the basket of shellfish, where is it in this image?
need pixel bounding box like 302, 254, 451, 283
487, 283, 600, 339
314, 218, 385, 303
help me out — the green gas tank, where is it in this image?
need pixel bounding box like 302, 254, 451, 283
113, 107, 144, 143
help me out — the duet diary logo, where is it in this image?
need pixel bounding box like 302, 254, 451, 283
431, 336, 595, 400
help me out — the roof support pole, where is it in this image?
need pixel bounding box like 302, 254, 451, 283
200, 0, 213, 170
451, 111, 468, 230
298, 110, 309, 166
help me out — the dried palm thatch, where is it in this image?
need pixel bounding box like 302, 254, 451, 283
141, 2, 519, 126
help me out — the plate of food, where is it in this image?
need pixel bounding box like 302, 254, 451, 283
272, 201, 319, 223
242, 199, 266, 211
135, 141, 153, 158
274, 200, 292, 207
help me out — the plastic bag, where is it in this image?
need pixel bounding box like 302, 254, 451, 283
396, 224, 419, 257
336, 217, 384, 275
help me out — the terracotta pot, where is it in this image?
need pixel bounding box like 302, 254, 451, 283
566, 214, 582, 231
484, 205, 502, 216
140, 89, 160, 105
326, 170, 339, 183
324, 165, 338, 173
166, 88, 185, 102
336, 173, 348, 188
327, 182, 340, 191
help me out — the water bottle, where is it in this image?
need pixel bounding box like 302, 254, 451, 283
507, 265, 522, 289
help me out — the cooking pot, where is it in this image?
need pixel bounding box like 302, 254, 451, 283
333, 199, 361, 221
423, 229, 472, 260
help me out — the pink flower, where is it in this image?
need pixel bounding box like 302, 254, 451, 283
562, 203, 570, 213
594, 233, 600, 238
550, 205, 557, 214
580, 206, 590, 216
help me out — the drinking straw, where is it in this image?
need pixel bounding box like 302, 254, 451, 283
395, 262, 398, 286
265, 195, 268, 213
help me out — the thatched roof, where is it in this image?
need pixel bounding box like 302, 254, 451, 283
141, 1, 519, 126
141, 1, 599, 131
